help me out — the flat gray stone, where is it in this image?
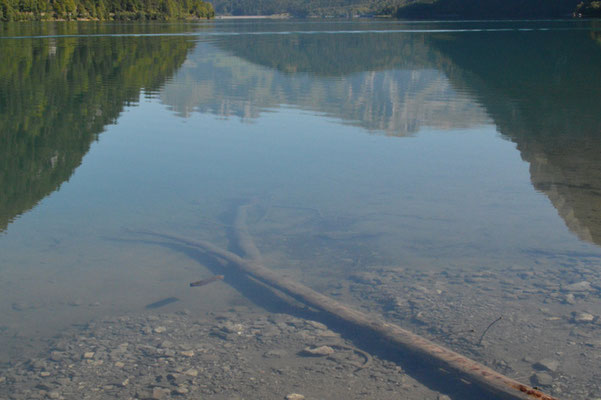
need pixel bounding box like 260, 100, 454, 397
531, 372, 553, 387
563, 281, 592, 292
534, 358, 559, 372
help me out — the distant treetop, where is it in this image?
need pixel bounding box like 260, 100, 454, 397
0, 0, 214, 21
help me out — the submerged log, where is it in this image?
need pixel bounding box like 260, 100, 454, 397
140, 205, 558, 400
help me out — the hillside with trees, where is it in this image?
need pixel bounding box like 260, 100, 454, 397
208, 0, 593, 18
0, 0, 214, 21
0, 31, 195, 231
209, 0, 406, 17
394, 0, 581, 19
427, 28, 601, 245
575, 0, 601, 17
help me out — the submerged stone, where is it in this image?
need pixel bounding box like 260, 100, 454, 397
300, 345, 334, 356
562, 281, 592, 292
534, 358, 559, 372
531, 372, 553, 386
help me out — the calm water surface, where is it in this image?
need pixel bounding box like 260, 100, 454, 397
1, 19, 601, 398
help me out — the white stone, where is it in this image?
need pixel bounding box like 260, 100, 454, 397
573, 312, 595, 323
301, 345, 334, 356
563, 281, 592, 292
152, 387, 169, 399
175, 386, 189, 394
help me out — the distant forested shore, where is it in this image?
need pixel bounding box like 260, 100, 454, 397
0, 0, 214, 21
1, 0, 599, 23
209, 0, 600, 19
394, 0, 599, 19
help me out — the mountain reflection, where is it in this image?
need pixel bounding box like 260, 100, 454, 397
163, 25, 601, 248
0, 30, 195, 232
428, 29, 601, 247
3, 23, 600, 250
161, 33, 489, 135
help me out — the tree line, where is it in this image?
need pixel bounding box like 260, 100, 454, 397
0, 0, 214, 21
575, 0, 601, 16
209, 0, 407, 17
394, 0, 584, 19
205, 0, 600, 18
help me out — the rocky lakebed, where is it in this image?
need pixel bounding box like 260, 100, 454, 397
0, 308, 451, 400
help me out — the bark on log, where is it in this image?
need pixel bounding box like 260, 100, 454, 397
141, 206, 559, 400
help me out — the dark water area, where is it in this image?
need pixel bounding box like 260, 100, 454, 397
1, 19, 601, 399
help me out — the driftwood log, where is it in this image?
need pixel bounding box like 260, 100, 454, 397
142, 204, 558, 400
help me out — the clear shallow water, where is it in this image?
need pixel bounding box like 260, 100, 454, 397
1, 19, 601, 398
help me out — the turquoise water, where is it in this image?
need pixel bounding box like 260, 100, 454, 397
1, 19, 601, 397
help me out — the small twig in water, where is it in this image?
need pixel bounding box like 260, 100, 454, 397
478, 316, 502, 346
319, 342, 372, 371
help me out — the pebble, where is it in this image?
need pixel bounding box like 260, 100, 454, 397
564, 293, 576, 304
563, 281, 592, 292
48, 391, 60, 399
40, 371, 51, 377
301, 345, 334, 356
175, 385, 189, 394
83, 352, 95, 359
180, 350, 194, 357
184, 368, 198, 377
152, 387, 169, 399
572, 312, 595, 323
285, 394, 305, 400
154, 326, 167, 333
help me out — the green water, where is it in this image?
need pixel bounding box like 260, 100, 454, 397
1, 19, 601, 398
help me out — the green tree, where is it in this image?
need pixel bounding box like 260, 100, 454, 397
0, 35, 196, 231
1, 0, 16, 21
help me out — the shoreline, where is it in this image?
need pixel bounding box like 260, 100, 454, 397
215, 14, 290, 19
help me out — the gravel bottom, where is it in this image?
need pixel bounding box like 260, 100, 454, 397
0, 308, 447, 400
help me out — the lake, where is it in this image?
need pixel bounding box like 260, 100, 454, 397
1, 19, 601, 399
